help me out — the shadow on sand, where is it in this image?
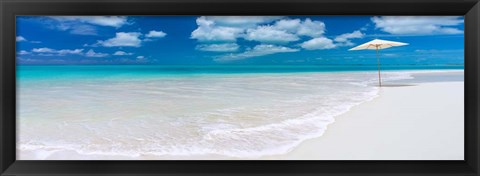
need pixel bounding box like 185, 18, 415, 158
373, 84, 416, 87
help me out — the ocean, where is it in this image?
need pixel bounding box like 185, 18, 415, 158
16, 65, 464, 159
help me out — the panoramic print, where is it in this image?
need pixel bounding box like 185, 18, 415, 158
16, 16, 464, 160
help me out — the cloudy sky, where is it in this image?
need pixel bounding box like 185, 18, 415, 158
16, 16, 464, 65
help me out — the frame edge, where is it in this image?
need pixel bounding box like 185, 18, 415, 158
465, 1, 480, 174
1, 0, 479, 176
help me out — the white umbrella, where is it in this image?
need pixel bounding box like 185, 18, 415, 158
349, 39, 408, 87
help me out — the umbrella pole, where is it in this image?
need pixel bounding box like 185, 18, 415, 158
376, 47, 382, 87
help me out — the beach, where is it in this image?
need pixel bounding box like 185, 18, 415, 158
16, 66, 464, 160
15, 14, 466, 162
264, 81, 464, 160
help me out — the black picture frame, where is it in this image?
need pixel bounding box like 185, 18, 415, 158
1, 0, 479, 175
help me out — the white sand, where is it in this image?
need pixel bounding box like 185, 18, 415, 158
19, 81, 464, 160
263, 82, 464, 160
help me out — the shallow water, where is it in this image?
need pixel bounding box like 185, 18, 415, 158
16, 65, 463, 159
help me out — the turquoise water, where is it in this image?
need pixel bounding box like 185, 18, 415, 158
17, 65, 464, 80
16, 64, 464, 159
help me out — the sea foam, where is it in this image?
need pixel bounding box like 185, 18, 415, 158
18, 71, 418, 159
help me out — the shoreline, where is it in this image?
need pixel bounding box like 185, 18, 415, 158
263, 81, 464, 160
17, 72, 464, 160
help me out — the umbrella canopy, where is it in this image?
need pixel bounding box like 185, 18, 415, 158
349, 39, 408, 51
349, 39, 408, 87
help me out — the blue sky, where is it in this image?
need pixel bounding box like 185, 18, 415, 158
16, 16, 464, 65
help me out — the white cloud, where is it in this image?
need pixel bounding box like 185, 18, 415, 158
270, 18, 327, 37
96, 32, 142, 47
16, 36, 27, 42
335, 30, 364, 42
334, 30, 365, 46
195, 43, 239, 52
296, 18, 326, 37
85, 49, 108, 57
32, 48, 55, 53
216, 44, 299, 61
146, 30, 167, 38
190, 16, 335, 61
245, 26, 300, 43
300, 37, 336, 50
273, 19, 301, 33
136, 56, 145, 59
50, 22, 98, 35
113, 51, 134, 56
17, 50, 31, 55
16, 36, 41, 43
48, 16, 129, 28
191, 16, 327, 44
69, 24, 98, 35
46, 16, 129, 35
359, 23, 372, 32
191, 17, 243, 42
335, 41, 355, 47
32, 47, 84, 55
191, 26, 242, 42
242, 18, 326, 43
371, 16, 463, 35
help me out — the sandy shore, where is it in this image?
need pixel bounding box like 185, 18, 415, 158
19, 80, 465, 160
263, 81, 464, 160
